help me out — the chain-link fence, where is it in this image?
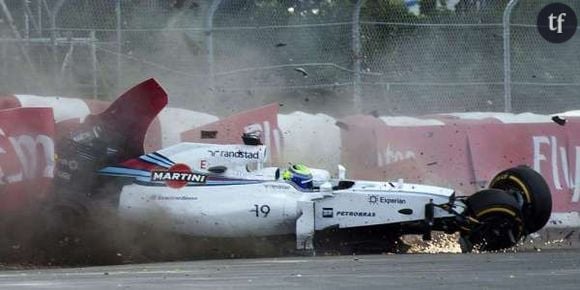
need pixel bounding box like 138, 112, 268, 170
0, 0, 579, 116
510, 0, 580, 113
359, 0, 508, 115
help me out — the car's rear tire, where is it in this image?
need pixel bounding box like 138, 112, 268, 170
489, 166, 552, 234
462, 189, 524, 252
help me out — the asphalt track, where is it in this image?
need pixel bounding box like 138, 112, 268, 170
1, 249, 579, 290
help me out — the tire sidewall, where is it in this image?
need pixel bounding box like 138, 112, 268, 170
489, 166, 552, 234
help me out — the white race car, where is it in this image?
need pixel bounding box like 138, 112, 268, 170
51, 79, 552, 254
91, 131, 551, 253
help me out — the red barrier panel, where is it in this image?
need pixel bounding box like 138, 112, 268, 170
340, 115, 474, 191
340, 115, 580, 220
0, 108, 55, 212
467, 121, 580, 213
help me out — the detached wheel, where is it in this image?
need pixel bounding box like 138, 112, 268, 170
462, 189, 524, 252
489, 166, 552, 234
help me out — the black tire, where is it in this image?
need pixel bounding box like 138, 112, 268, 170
489, 166, 552, 234
463, 189, 524, 252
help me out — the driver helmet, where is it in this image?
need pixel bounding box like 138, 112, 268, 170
282, 164, 313, 189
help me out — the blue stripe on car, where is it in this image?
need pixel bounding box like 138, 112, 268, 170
98, 166, 151, 178
151, 152, 175, 166
139, 155, 173, 168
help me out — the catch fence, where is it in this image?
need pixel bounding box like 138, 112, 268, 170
0, 0, 578, 116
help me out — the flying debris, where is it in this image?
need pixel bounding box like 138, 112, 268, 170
552, 115, 566, 126
294, 67, 308, 77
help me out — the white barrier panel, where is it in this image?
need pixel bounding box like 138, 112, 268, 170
278, 112, 341, 171
15, 95, 92, 122
158, 107, 218, 147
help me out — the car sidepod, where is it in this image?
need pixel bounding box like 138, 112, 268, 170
296, 181, 456, 251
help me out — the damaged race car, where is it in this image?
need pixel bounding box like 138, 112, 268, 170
51, 79, 552, 255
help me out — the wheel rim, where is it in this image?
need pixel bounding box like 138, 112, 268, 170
471, 212, 522, 251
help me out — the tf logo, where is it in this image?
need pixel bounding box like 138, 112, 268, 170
537, 3, 577, 43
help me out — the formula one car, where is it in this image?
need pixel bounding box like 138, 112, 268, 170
51, 79, 552, 254
98, 140, 553, 253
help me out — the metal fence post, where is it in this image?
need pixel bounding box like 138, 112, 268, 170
503, 0, 519, 113
23, 0, 29, 41
352, 0, 364, 114
37, 0, 42, 36
205, 0, 222, 97
116, 0, 122, 91
90, 30, 98, 98
49, 0, 66, 93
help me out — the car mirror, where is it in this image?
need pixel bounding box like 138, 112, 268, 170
338, 165, 346, 180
